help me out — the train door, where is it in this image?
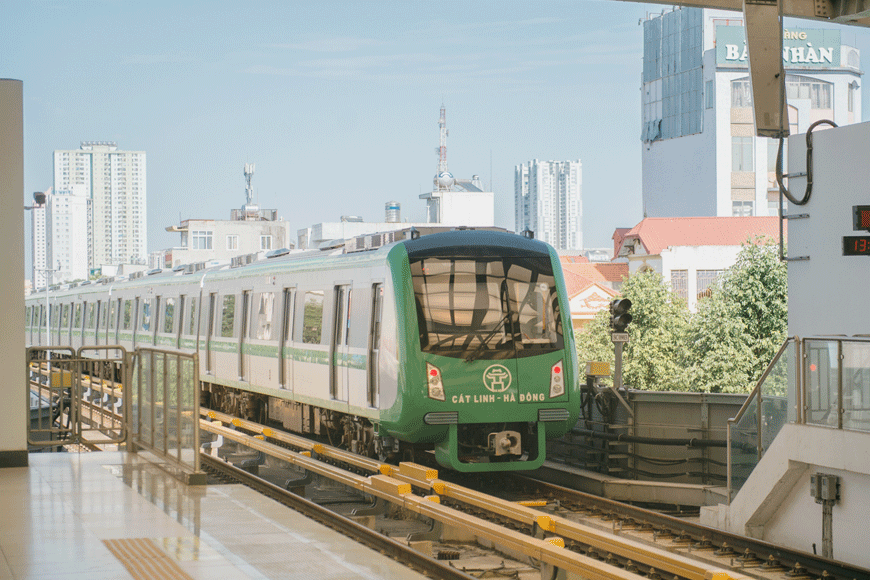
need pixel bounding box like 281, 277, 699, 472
280, 288, 296, 392
239, 290, 251, 381
330, 284, 351, 403
367, 283, 383, 408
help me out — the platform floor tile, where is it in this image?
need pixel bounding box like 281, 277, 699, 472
0, 451, 428, 580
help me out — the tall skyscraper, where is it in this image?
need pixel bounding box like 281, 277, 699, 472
514, 159, 583, 251
53, 141, 147, 269
640, 8, 861, 218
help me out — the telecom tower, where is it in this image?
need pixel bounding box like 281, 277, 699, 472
433, 104, 454, 192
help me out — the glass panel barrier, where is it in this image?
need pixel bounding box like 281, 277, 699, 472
131, 347, 202, 483
728, 337, 794, 502
805, 340, 840, 428
842, 341, 870, 431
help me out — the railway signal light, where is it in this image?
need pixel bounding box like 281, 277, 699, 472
609, 299, 632, 333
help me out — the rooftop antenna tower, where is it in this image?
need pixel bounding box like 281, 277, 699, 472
244, 163, 255, 207
433, 103, 454, 192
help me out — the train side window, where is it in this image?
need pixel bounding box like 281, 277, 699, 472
177, 296, 185, 340
250, 292, 276, 340
86, 303, 95, 329
187, 297, 198, 336
108, 300, 117, 334
140, 298, 152, 332
301, 290, 324, 344
25, 306, 31, 328
164, 297, 176, 333
61, 304, 70, 330
73, 303, 82, 330
122, 300, 132, 330
220, 294, 236, 338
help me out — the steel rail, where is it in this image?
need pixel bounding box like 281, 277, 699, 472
199, 453, 476, 580
513, 473, 870, 580
200, 419, 752, 580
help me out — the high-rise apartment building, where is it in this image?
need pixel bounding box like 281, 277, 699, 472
514, 159, 583, 251
46, 188, 90, 283
31, 203, 46, 288
641, 8, 861, 218
53, 141, 147, 269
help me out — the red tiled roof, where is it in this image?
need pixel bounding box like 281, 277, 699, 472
561, 262, 628, 297
620, 217, 783, 256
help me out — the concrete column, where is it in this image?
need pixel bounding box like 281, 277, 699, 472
0, 79, 27, 467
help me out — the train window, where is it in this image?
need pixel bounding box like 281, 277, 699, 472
301, 290, 324, 344
220, 294, 236, 338
187, 297, 197, 335
39, 305, 46, 328
122, 300, 132, 330
140, 298, 152, 332
25, 307, 31, 328
163, 297, 175, 333
73, 303, 82, 329
61, 304, 70, 330
86, 303, 95, 329
410, 256, 564, 359
250, 292, 276, 340
109, 300, 117, 332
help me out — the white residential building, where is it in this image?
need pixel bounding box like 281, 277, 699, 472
45, 189, 90, 283
514, 160, 582, 251
31, 202, 46, 289
641, 8, 862, 218
614, 216, 781, 312
53, 141, 147, 269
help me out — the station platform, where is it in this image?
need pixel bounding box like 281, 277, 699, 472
0, 451, 427, 580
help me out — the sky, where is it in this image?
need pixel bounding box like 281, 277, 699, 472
5, 1, 870, 273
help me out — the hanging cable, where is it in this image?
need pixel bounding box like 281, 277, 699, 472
776, 119, 838, 206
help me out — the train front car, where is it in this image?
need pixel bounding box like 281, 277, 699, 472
385, 230, 580, 472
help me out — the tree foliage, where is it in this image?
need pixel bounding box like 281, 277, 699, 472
574, 239, 787, 393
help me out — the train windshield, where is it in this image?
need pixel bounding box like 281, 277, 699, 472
410, 256, 564, 360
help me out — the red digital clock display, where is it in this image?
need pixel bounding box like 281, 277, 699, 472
843, 236, 870, 256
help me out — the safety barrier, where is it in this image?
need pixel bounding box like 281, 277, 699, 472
26, 346, 128, 449
727, 335, 870, 501
130, 347, 205, 484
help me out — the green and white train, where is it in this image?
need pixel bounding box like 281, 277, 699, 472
25, 229, 581, 472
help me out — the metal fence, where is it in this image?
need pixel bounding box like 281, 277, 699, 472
26, 346, 128, 449
26, 344, 205, 485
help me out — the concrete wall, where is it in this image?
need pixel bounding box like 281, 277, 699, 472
0, 79, 27, 466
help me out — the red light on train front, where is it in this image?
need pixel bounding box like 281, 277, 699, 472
427, 363, 445, 401
550, 360, 565, 398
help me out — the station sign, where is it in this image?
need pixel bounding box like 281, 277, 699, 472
716, 26, 841, 69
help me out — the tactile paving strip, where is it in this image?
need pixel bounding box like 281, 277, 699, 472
102, 538, 195, 580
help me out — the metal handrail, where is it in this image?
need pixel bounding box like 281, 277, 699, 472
726, 336, 797, 504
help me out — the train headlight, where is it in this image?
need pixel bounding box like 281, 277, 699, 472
550, 360, 565, 398
427, 363, 445, 401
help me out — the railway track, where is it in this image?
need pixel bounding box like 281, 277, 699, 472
199, 409, 870, 580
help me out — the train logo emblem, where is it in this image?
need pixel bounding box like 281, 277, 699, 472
483, 364, 512, 393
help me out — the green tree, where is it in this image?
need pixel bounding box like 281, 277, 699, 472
684, 290, 756, 393
711, 237, 788, 383
575, 270, 690, 391
574, 238, 787, 394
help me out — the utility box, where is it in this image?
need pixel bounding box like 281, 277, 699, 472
811, 473, 840, 502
